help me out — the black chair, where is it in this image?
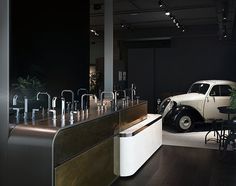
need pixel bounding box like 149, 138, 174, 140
217, 106, 236, 151
204, 119, 223, 144
223, 120, 236, 152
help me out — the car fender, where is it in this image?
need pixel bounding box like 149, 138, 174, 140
164, 105, 204, 125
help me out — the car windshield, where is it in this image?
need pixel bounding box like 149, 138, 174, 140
188, 83, 210, 94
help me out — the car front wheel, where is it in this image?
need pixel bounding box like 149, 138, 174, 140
175, 112, 193, 132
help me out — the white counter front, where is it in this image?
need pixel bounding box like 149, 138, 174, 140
119, 114, 162, 177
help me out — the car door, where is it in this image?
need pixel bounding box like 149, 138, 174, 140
203, 85, 232, 120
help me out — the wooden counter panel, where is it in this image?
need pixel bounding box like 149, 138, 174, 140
54, 112, 119, 166
55, 138, 118, 186
119, 101, 148, 131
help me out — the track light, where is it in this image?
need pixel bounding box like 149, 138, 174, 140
159, 0, 185, 32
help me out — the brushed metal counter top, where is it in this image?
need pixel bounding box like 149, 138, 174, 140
9, 100, 147, 130
7, 100, 148, 186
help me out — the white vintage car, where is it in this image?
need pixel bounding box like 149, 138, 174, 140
159, 80, 236, 131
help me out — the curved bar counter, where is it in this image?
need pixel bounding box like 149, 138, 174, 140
7, 101, 147, 186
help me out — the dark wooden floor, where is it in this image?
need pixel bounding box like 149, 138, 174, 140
112, 145, 236, 186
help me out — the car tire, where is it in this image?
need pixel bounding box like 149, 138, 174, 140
175, 112, 194, 132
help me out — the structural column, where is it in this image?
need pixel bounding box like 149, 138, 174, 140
104, 0, 113, 92
0, 0, 9, 185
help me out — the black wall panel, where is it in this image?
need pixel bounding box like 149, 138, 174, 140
127, 37, 236, 113
10, 1, 90, 98
155, 38, 236, 100
128, 48, 155, 112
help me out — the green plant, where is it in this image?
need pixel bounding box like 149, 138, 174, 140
230, 88, 236, 109
89, 72, 103, 95
11, 75, 45, 100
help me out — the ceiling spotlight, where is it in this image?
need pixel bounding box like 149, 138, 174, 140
165, 11, 170, 16
182, 29, 185, 32
224, 34, 227, 38
121, 24, 130, 29
159, 0, 163, 7
173, 19, 176, 23
176, 22, 179, 27
90, 29, 99, 36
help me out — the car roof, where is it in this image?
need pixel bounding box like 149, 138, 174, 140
193, 80, 236, 86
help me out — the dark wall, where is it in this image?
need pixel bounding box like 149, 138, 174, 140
10, 1, 90, 98
128, 36, 236, 113
128, 48, 155, 112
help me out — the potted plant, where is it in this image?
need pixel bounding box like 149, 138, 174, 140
11, 75, 45, 102
89, 71, 103, 96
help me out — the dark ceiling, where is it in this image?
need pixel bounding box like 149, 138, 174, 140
90, 0, 236, 40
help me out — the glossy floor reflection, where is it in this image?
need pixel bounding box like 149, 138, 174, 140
112, 145, 236, 186
163, 130, 219, 150
162, 123, 223, 150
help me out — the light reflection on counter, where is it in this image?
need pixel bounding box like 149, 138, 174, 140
9, 100, 145, 130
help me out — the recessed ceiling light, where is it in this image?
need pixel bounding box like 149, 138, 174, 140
165, 11, 170, 16
224, 34, 227, 38
159, 0, 163, 7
